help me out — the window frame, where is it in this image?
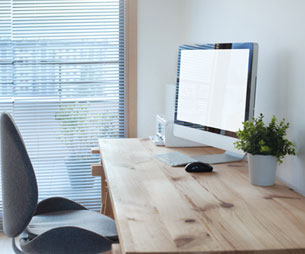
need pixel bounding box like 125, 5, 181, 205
126, 0, 138, 138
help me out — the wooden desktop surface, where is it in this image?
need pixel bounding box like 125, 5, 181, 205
97, 138, 305, 254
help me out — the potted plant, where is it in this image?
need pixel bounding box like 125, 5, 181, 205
55, 102, 95, 188
234, 113, 296, 186
55, 102, 119, 188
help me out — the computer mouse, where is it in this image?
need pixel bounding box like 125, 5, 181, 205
185, 162, 213, 173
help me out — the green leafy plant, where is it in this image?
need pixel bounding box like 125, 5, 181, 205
54, 101, 119, 187
55, 102, 120, 156
234, 113, 296, 163
55, 102, 91, 157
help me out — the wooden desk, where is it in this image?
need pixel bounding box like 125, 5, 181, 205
93, 138, 305, 254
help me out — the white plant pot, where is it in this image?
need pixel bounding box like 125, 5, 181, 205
247, 154, 278, 186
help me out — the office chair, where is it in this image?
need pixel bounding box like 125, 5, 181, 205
1, 112, 118, 254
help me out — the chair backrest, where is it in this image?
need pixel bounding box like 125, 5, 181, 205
1, 113, 38, 237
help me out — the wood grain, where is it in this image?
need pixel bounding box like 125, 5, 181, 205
98, 138, 305, 254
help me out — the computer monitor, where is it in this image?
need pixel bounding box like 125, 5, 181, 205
173, 43, 258, 164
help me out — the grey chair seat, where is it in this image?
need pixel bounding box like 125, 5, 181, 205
27, 210, 118, 242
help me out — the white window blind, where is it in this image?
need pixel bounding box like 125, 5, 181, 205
0, 0, 127, 228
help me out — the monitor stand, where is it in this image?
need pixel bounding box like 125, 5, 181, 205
192, 151, 245, 164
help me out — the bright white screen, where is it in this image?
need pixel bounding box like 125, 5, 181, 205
177, 49, 250, 132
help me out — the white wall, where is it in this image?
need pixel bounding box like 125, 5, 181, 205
138, 0, 305, 194
137, 0, 187, 137
182, 0, 305, 194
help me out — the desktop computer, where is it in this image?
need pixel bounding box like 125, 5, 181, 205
172, 42, 259, 164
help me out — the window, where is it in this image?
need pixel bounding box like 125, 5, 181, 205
0, 0, 137, 228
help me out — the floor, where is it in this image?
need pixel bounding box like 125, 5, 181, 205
0, 232, 14, 254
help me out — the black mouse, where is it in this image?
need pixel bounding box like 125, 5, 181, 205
185, 162, 213, 173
